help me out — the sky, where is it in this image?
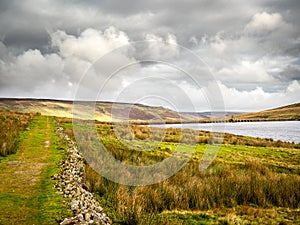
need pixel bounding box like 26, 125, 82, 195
0, 0, 300, 112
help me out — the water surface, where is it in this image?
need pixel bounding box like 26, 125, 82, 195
150, 121, 300, 143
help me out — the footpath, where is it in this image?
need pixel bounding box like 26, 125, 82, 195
0, 116, 71, 224
0, 116, 110, 225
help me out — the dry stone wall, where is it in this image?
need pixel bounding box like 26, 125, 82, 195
52, 127, 111, 225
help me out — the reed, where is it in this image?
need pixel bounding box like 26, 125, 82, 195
59, 119, 300, 224
0, 110, 35, 156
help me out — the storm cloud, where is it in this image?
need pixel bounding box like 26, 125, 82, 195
0, 0, 300, 111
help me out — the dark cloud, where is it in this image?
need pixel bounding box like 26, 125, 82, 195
0, 0, 299, 110
277, 65, 300, 82
0, 0, 298, 50
3, 28, 50, 54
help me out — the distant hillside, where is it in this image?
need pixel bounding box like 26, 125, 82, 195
221, 103, 300, 122
182, 111, 244, 118
0, 98, 201, 123
1, 98, 299, 123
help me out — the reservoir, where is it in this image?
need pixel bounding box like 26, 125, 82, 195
150, 121, 300, 144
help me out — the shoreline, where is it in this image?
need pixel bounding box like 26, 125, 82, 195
130, 118, 300, 125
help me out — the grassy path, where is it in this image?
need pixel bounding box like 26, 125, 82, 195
0, 116, 71, 225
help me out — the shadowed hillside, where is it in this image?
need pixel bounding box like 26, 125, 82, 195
0, 98, 201, 123
1, 99, 299, 124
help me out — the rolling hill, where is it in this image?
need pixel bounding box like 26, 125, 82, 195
1, 98, 299, 123
0, 98, 201, 123
225, 102, 300, 122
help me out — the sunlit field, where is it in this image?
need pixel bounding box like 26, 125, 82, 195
58, 118, 300, 224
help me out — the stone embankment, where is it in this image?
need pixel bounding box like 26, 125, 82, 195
52, 127, 111, 225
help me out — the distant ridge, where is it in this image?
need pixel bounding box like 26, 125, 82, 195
0, 98, 299, 123
0, 97, 163, 106
271, 102, 300, 110
220, 102, 300, 122
182, 111, 245, 118
0, 98, 202, 123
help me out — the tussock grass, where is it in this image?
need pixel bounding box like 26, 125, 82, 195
84, 160, 300, 224
0, 110, 36, 157
57, 119, 300, 224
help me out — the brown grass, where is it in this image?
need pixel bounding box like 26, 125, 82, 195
57, 118, 300, 224
84, 160, 300, 224
0, 110, 36, 156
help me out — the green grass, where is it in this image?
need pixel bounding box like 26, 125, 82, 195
156, 207, 300, 225
0, 116, 72, 224
0, 108, 298, 224
74, 121, 300, 225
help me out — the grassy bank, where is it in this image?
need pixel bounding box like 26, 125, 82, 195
58, 119, 300, 224
0, 116, 72, 224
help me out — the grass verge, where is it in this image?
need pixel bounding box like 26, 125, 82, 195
0, 116, 72, 224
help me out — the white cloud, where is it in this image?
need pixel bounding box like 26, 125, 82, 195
215, 59, 275, 85
287, 80, 300, 93
0, 27, 131, 98
0, 49, 67, 94
162, 79, 300, 112
245, 12, 285, 34
141, 33, 180, 60
210, 33, 227, 55
242, 11, 299, 55
0, 28, 186, 102
1, 6, 299, 112
51, 27, 130, 63
216, 80, 300, 111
